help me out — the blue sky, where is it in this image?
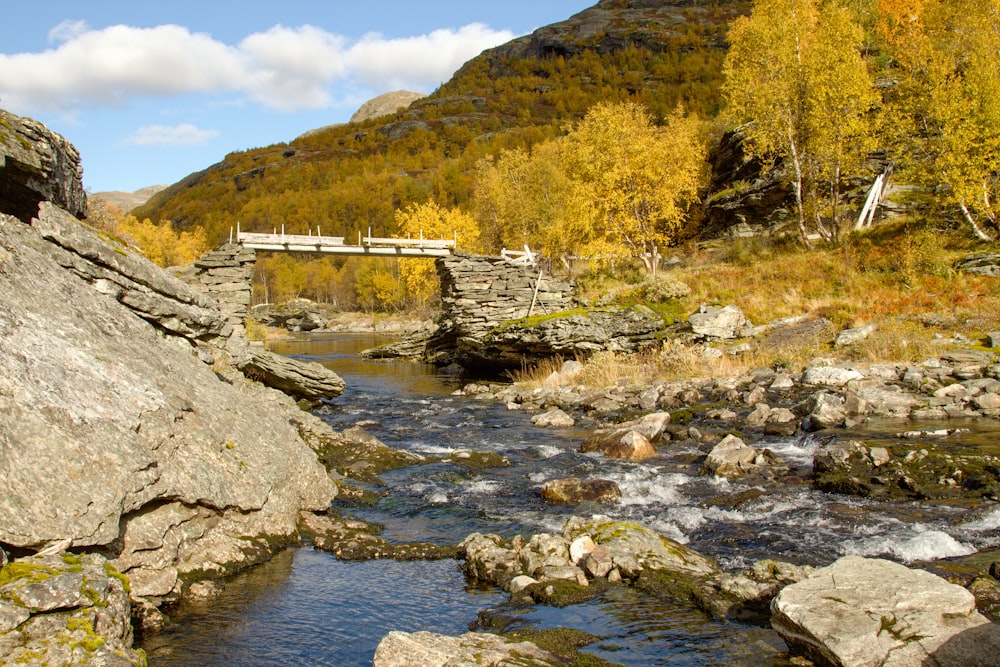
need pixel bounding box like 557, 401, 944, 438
1, 1, 594, 193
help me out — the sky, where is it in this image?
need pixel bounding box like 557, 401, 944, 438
0, 1, 595, 193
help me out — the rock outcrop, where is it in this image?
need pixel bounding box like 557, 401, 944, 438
0, 211, 337, 582
426, 252, 576, 367
460, 306, 663, 371
459, 516, 719, 598
0, 108, 86, 223
350, 90, 427, 124
772, 555, 1000, 667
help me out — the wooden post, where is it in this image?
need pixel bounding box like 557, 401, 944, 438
527, 269, 544, 318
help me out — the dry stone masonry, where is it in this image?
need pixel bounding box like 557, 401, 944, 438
187, 243, 257, 356
427, 252, 575, 364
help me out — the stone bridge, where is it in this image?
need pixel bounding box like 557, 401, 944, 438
189, 245, 577, 364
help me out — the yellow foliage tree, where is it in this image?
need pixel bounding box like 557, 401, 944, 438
394, 201, 482, 308
722, 0, 876, 244
878, 0, 1000, 240
115, 215, 209, 267
562, 101, 707, 274
473, 140, 585, 263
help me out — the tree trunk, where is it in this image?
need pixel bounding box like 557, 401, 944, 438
960, 200, 995, 242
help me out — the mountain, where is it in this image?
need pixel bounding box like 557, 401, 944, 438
90, 184, 167, 213
135, 0, 750, 245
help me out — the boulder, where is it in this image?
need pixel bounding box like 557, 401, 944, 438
801, 365, 864, 387
803, 391, 847, 429
771, 555, 1000, 667
237, 346, 346, 403
689, 304, 752, 340
813, 438, 1000, 501
540, 478, 622, 505
563, 516, 719, 579
458, 534, 519, 588
603, 430, 657, 462
531, 407, 576, 428
702, 434, 785, 478
457, 306, 662, 371
373, 630, 560, 667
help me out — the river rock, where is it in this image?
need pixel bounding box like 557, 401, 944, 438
540, 477, 622, 505
771, 555, 1000, 667
563, 515, 719, 579
802, 390, 847, 429
689, 304, 752, 340
458, 534, 520, 588
0, 553, 143, 665
457, 306, 662, 371
604, 430, 657, 461
801, 365, 864, 387
531, 407, 575, 428
373, 630, 561, 667
813, 438, 1000, 501
703, 434, 785, 478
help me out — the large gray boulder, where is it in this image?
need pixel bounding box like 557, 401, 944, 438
458, 306, 662, 370
772, 555, 1000, 667
0, 213, 336, 591
689, 304, 752, 340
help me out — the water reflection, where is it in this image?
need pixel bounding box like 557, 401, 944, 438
142, 549, 505, 667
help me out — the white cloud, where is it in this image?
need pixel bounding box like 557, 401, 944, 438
125, 123, 219, 147
347, 24, 514, 89
0, 21, 514, 115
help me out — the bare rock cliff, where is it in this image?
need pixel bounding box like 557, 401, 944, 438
0, 108, 341, 636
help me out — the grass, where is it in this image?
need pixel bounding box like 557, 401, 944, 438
514, 217, 1000, 389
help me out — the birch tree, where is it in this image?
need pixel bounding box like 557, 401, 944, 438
878, 0, 1000, 240
722, 0, 876, 245
562, 102, 706, 275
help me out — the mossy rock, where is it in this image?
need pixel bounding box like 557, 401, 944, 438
523, 577, 612, 607
504, 627, 625, 667
814, 440, 1000, 502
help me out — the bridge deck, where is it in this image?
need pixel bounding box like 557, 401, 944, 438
237, 231, 455, 257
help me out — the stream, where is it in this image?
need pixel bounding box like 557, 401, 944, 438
140, 333, 1000, 666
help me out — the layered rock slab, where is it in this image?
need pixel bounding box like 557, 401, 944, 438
0, 213, 335, 580
772, 555, 1000, 667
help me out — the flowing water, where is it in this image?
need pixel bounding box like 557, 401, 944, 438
141, 333, 1000, 666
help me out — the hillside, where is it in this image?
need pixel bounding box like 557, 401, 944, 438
135, 0, 750, 246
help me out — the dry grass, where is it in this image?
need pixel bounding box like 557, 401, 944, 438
518, 218, 1000, 389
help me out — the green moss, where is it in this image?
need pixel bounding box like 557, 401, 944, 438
0, 561, 58, 588
66, 617, 106, 654
524, 578, 610, 607
14, 649, 46, 664
104, 562, 132, 594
